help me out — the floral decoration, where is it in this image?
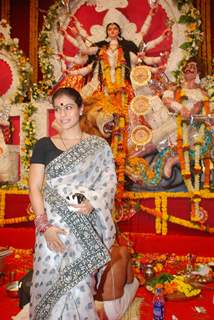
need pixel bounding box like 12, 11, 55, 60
130, 249, 214, 282
20, 103, 37, 173
36, 1, 202, 97
32, 2, 61, 99
173, 1, 203, 82
175, 85, 212, 223
0, 19, 32, 103
115, 191, 214, 234
202, 64, 214, 112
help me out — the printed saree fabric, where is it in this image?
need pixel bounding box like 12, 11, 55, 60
30, 136, 117, 320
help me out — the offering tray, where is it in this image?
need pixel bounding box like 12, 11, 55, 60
186, 263, 214, 285
146, 273, 201, 301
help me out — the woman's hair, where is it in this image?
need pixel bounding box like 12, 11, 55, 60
52, 87, 83, 108
106, 22, 122, 38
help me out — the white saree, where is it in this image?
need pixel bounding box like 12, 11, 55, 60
30, 136, 117, 320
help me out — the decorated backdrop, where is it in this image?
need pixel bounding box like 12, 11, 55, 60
0, 0, 214, 236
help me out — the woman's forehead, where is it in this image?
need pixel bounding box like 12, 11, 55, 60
54, 94, 75, 104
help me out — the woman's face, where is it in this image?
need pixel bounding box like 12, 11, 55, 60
107, 24, 120, 40
53, 94, 83, 131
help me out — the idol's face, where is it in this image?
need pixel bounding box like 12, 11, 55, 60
183, 62, 198, 81
107, 24, 120, 40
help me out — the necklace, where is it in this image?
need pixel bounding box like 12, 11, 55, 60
60, 132, 83, 151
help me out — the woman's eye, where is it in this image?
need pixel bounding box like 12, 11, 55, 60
65, 105, 73, 110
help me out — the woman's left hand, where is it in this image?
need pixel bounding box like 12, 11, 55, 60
70, 199, 93, 215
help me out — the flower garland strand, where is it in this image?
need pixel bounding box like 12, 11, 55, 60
139, 201, 214, 234
118, 191, 214, 234
155, 195, 162, 234
0, 192, 6, 227
175, 86, 211, 223
99, 46, 129, 202
20, 103, 37, 185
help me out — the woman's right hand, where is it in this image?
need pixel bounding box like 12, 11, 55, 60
44, 226, 68, 253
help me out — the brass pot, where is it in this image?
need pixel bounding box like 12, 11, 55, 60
144, 264, 155, 281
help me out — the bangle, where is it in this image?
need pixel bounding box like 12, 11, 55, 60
34, 213, 52, 234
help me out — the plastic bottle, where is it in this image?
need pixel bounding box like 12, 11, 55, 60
153, 287, 165, 320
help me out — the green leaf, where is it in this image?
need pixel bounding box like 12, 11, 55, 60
179, 15, 196, 24
148, 273, 174, 287
180, 42, 192, 49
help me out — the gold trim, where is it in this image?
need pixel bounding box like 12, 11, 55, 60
130, 125, 152, 146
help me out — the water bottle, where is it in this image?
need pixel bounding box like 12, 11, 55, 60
153, 287, 165, 320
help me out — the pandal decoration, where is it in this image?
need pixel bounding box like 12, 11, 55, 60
0, 1, 212, 238
130, 95, 150, 116
99, 45, 129, 198
176, 88, 211, 224
20, 103, 37, 179
114, 191, 214, 235
130, 125, 152, 150
130, 65, 151, 90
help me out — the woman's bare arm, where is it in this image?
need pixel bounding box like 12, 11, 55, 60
29, 163, 66, 252
29, 163, 45, 217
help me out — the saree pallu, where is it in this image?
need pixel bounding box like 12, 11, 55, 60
30, 136, 117, 320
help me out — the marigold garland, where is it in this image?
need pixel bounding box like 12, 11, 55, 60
155, 196, 162, 234
161, 194, 168, 235
175, 87, 212, 223
99, 47, 126, 96
115, 191, 214, 234
99, 45, 129, 199
20, 103, 37, 173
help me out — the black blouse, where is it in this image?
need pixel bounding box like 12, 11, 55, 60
30, 137, 63, 166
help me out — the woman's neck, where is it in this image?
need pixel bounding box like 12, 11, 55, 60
60, 127, 82, 139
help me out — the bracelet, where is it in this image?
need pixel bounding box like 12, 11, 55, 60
34, 213, 52, 234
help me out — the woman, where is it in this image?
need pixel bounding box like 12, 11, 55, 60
29, 87, 117, 319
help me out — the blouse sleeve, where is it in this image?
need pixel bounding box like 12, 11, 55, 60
30, 137, 48, 165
